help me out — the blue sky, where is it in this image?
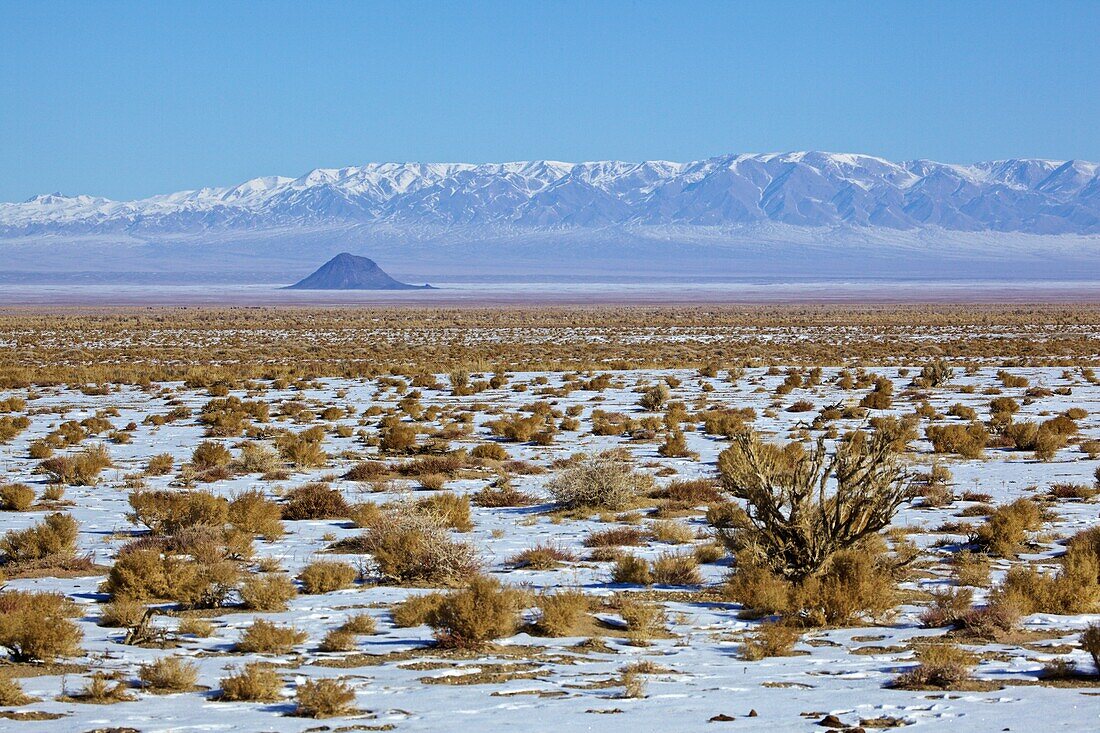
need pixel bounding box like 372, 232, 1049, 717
2, 1, 1097, 201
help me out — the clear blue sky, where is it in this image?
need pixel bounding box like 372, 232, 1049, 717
2, 1, 1097, 202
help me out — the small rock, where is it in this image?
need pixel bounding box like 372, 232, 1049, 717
748, 709, 759, 717
818, 714, 846, 728
709, 714, 736, 722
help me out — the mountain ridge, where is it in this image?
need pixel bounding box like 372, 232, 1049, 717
4, 151, 1099, 236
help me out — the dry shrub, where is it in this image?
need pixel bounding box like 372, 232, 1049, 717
649, 519, 694, 544
145, 453, 174, 475
586, 526, 647, 547
235, 619, 307, 654
892, 641, 976, 689
612, 554, 652, 585
343, 460, 388, 482
340, 613, 377, 635
615, 595, 667, 644
298, 560, 358, 594
228, 489, 284, 540
509, 542, 576, 569
486, 413, 547, 442
73, 672, 135, 703
534, 590, 588, 636
1004, 420, 1070, 461
392, 593, 446, 627
380, 423, 417, 453
951, 551, 991, 587
718, 431, 908, 581
139, 655, 199, 692
740, 621, 801, 660
993, 527, 1100, 614
0, 512, 78, 563
178, 617, 215, 637
98, 598, 147, 628
859, 376, 894, 409
278, 429, 328, 468
104, 535, 242, 608
0, 674, 35, 706
471, 477, 537, 507
417, 473, 446, 490
219, 662, 282, 701
0, 590, 83, 662
281, 482, 349, 520
191, 440, 232, 470
0, 483, 34, 511
926, 423, 988, 459
318, 628, 357, 652
651, 552, 702, 585
920, 586, 974, 627
0, 415, 30, 444
334, 508, 479, 585
128, 490, 228, 535
40, 443, 111, 485
240, 573, 297, 611
471, 443, 509, 461
426, 575, 522, 648
413, 492, 472, 531
1047, 482, 1098, 500
294, 678, 356, 718
654, 478, 722, 504
1082, 624, 1100, 674
232, 441, 281, 474
547, 452, 653, 510
971, 498, 1043, 557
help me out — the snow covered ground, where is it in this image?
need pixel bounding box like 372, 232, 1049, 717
0, 366, 1098, 732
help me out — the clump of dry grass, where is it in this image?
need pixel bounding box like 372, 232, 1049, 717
235, 619, 308, 654
138, 655, 199, 692
98, 597, 148, 628
651, 551, 703, 585
614, 594, 668, 644
891, 641, 978, 690
39, 443, 111, 485
128, 490, 228, 535
298, 560, 358, 594
0, 674, 36, 706
294, 678, 356, 718
413, 492, 472, 532
218, 662, 282, 701
740, 621, 801, 660
612, 554, 653, 585
508, 542, 576, 570
69, 672, 135, 703
471, 476, 538, 507
339, 613, 377, 635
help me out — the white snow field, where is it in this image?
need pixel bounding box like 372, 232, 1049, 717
0, 365, 1099, 732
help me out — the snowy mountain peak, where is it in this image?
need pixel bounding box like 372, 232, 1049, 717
3, 151, 1099, 235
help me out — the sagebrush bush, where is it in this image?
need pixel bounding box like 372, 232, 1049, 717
0, 674, 35, 706
334, 508, 479, 585
971, 498, 1043, 557
413, 492, 472, 532
471, 443, 509, 461
298, 560, 358, 594
128, 490, 229, 535
651, 552, 703, 585
104, 536, 242, 608
0, 590, 83, 662
139, 655, 199, 691
426, 575, 522, 648
98, 598, 148, 628
281, 483, 349, 520
534, 590, 588, 636
235, 618, 308, 654
892, 642, 976, 689
1082, 623, 1100, 674
39, 443, 111, 485
0, 483, 34, 511
0, 512, 78, 563
318, 628, 357, 652
340, 613, 377, 635
718, 431, 908, 581
228, 489, 284, 540
546, 452, 653, 510
232, 441, 281, 474
392, 592, 446, 627
926, 423, 988, 459
191, 440, 232, 470
740, 621, 800, 660
145, 453, 174, 475
240, 573, 297, 611
219, 662, 282, 701
612, 554, 652, 585
294, 678, 356, 718
993, 526, 1100, 614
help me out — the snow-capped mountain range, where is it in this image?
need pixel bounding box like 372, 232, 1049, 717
2, 152, 1099, 284
4, 152, 1099, 235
